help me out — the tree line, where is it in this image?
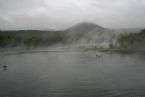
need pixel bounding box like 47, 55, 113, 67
0, 30, 68, 47
117, 29, 145, 50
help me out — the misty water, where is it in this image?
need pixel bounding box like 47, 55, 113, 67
0, 50, 145, 97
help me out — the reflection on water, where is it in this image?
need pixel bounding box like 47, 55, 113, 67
0, 51, 145, 97
0, 64, 8, 71
3, 65, 8, 71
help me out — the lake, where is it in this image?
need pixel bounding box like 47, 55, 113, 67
0, 50, 145, 97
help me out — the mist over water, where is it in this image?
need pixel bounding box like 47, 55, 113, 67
0, 51, 145, 97
0, 0, 145, 96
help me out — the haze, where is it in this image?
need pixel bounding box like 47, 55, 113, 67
0, 0, 145, 30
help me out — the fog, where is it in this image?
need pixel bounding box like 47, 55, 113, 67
0, 0, 145, 30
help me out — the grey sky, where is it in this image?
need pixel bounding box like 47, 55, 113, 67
0, 0, 145, 30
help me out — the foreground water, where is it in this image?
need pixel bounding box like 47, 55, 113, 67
0, 51, 145, 97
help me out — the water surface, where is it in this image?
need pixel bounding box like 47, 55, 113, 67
0, 51, 145, 97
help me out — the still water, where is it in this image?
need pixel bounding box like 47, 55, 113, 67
0, 51, 145, 97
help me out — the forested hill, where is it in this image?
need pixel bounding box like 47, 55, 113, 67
0, 22, 116, 48
1, 22, 144, 50
0, 30, 67, 47
117, 29, 145, 50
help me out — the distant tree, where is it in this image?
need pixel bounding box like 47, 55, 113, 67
140, 29, 145, 35
0, 30, 68, 47
117, 28, 145, 50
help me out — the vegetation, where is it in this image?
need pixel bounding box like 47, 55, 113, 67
0, 30, 68, 47
117, 29, 145, 50
0, 22, 145, 52
0, 22, 116, 49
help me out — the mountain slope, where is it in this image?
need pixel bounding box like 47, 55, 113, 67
66, 22, 105, 34
65, 22, 117, 47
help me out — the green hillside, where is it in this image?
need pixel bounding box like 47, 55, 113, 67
117, 29, 145, 50
0, 30, 67, 47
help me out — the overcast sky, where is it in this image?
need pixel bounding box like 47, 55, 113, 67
0, 0, 145, 30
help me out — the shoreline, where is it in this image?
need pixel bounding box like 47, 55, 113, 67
0, 47, 145, 56
99, 48, 145, 54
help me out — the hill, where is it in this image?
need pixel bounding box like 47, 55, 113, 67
65, 22, 117, 48
0, 30, 67, 47
117, 29, 145, 50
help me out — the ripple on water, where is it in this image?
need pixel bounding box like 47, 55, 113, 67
0, 51, 145, 97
